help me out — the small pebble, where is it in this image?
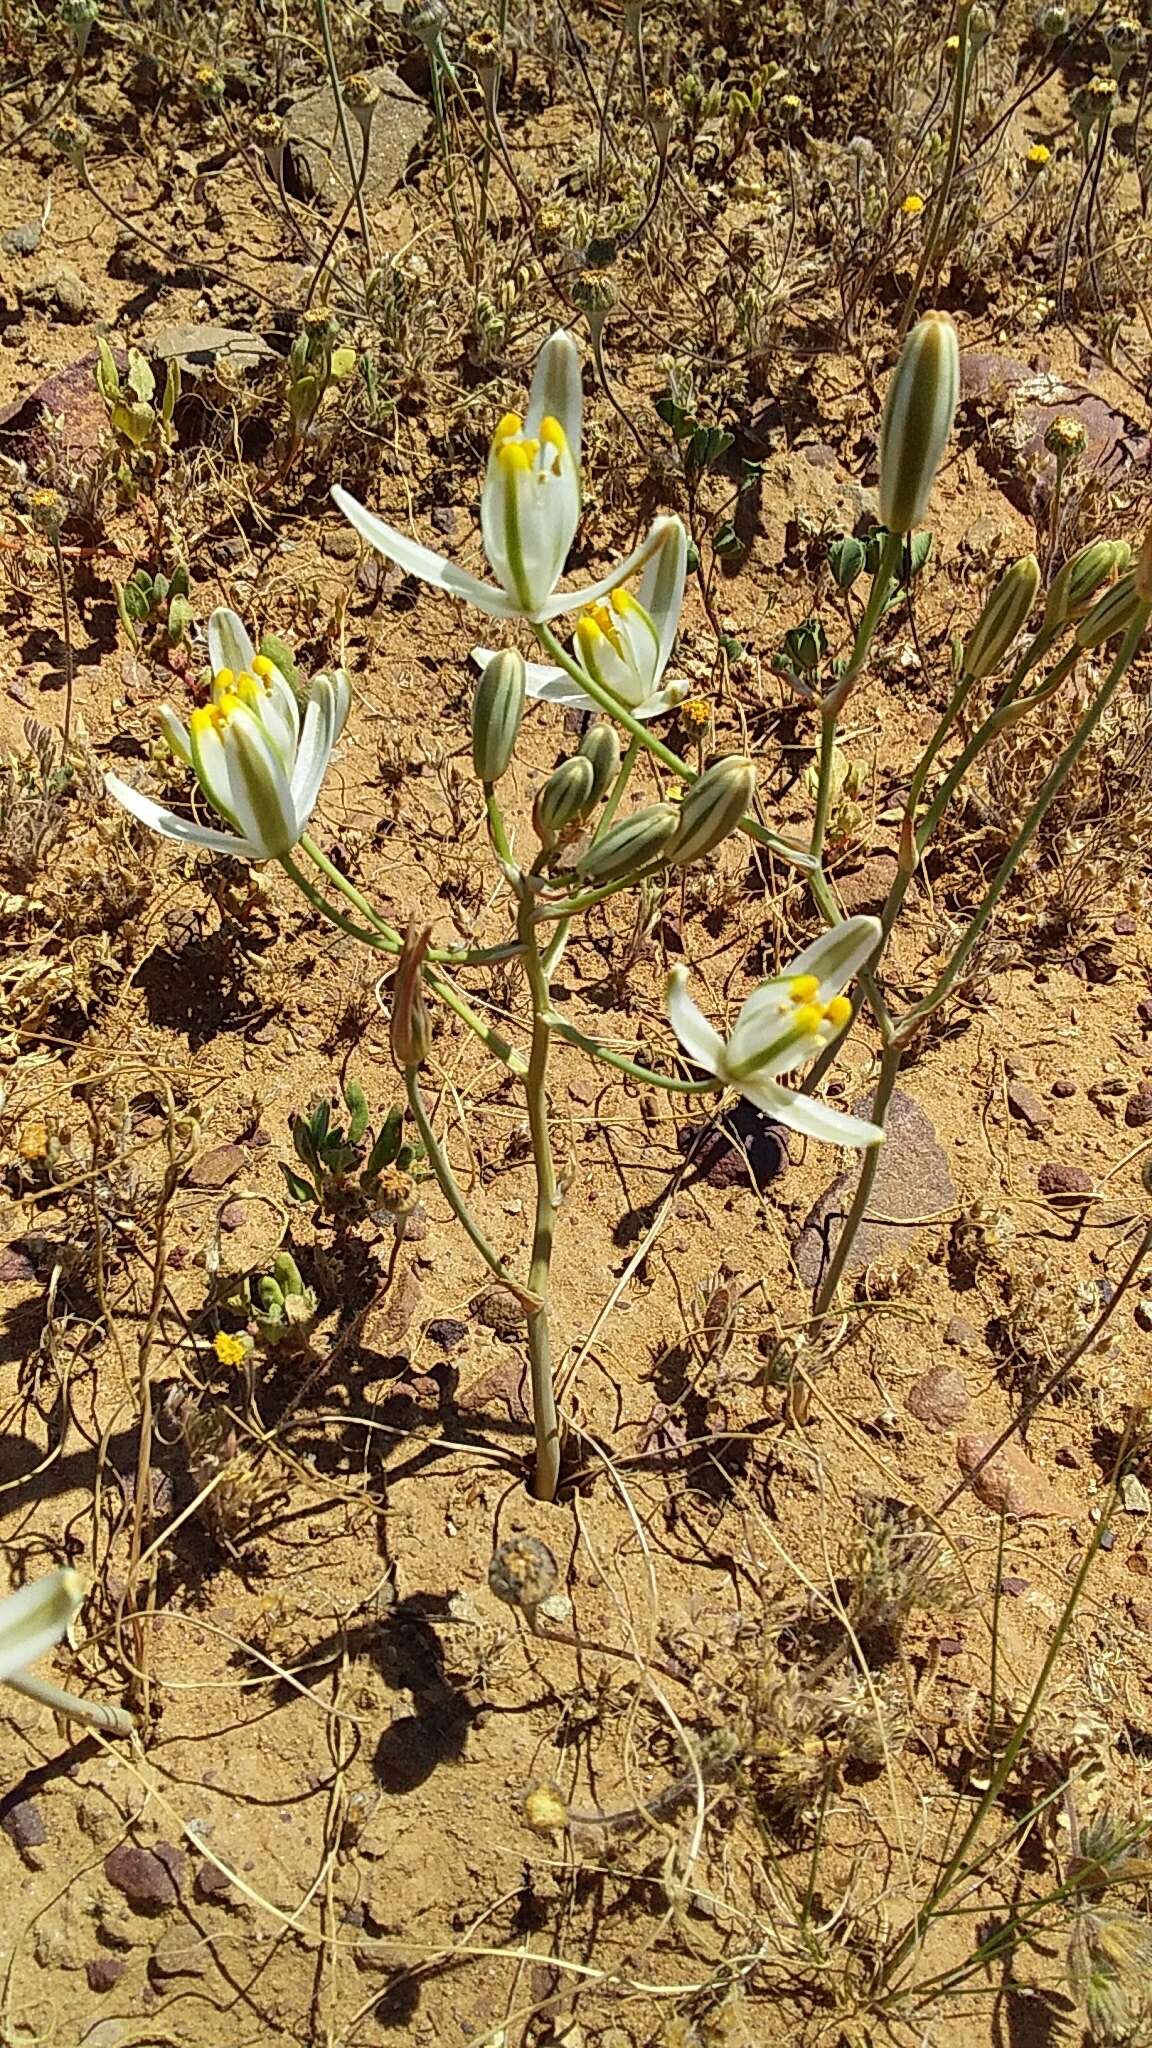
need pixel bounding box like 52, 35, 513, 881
1037, 1161, 1093, 1199
1125, 1086, 1152, 1129
0, 1797, 48, 1858
425, 1317, 468, 1351
1006, 1080, 1049, 1132
104, 1842, 183, 1913
85, 1958, 126, 1993
1050, 1078, 1077, 1099
906, 1364, 969, 1428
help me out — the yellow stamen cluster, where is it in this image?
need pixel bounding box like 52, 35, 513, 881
787, 975, 851, 1032
580, 601, 625, 658
492, 411, 567, 474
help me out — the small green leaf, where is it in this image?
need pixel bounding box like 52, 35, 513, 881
364, 1104, 403, 1177
281, 1165, 318, 1204
344, 1079, 370, 1145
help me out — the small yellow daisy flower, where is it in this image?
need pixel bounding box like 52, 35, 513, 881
214, 1331, 249, 1369
679, 698, 711, 731
1027, 142, 1051, 167
901, 193, 926, 216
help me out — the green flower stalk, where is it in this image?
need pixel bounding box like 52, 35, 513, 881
878, 312, 960, 535
962, 556, 1041, 679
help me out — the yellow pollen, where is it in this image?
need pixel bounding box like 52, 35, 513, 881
191, 700, 233, 741
234, 673, 263, 712
251, 653, 276, 680
791, 1002, 823, 1035
824, 995, 852, 1029
609, 588, 637, 616
213, 666, 235, 692
493, 411, 523, 447
789, 974, 820, 1002
539, 415, 567, 453
521, 437, 540, 467
498, 439, 532, 473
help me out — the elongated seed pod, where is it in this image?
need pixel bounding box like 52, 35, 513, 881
533, 755, 596, 844
878, 312, 960, 534
578, 722, 622, 804
471, 648, 525, 782
577, 802, 680, 883
668, 755, 756, 865
961, 555, 1041, 679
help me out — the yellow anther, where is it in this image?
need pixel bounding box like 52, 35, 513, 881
789, 974, 820, 1002
539, 414, 568, 454
251, 653, 276, 680
234, 673, 262, 711
825, 995, 852, 1029
498, 438, 532, 473
521, 437, 540, 467
191, 699, 233, 741
791, 1002, 823, 1035
212, 665, 235, 692
576, 615, 603, 653
493, 410, 523, 447
609, 588, 637, 616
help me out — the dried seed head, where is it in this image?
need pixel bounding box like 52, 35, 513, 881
645, 85, 676, 144
523, 1782, 568, 1833
373, 1166, 415, 1214
251, 110, 285, 147
1044, 413, 1087, 460
489, 1536, 559, 1613
535, 203, 571, 241
1035, 0, 1069, 35
572, 269, 617, 318
51, 111, 90, 157
343, 72, 380, 110
464, 24, 503, 70
27, 488, 64, 539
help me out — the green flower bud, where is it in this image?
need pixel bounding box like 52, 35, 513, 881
668, 755, 756, 865
1075, 571, 1143, 648
1043, 540, 1130, 627
576, 802, 680, 883
471, 649, 525, 783
578, 722, 622, 804
533, 756, 596, 845
390, 923, 432, 1071
961, 555, 1041, 678
878, 312, 960, 535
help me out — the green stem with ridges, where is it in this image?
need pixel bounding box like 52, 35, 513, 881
403, 1069, 537, 1307
516, 888, 562, 1501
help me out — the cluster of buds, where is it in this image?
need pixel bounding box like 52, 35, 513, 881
287, 307, 357, 441
1043, 539, 1131, 628
252, 1251, 320, 1351
95, 339, 180, 466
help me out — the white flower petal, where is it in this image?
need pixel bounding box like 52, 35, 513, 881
208, 606, 256, 678
105, 775, 256, 856
0, 1569, 83, 1684
740, 1075, 883, 1148
779, 915, 882, 1003
524, 329, 582, 470
157, 704, 191, 766
534, 519, 676, 622
636, 517, 688, 681
222, 703, 298, 854
665, 966, 726, 1074
633, 679, 690, 720
290, 678, 339, 826
331, 486, 520, 619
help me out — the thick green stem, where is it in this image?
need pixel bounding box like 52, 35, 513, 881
897, 0, 975, 339
531, 624, 816, 872
424, 969, 529, 1075
403, 1069, 536, 1307
811, 1039, 904, 1318
484, 784, 514, 866
516, 891, 562, 1501
5, 1668, 135, 1737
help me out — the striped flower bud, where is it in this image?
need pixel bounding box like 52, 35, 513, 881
533, 756, 595, 845
471, 648, 525, 783
961, 555, 1041, 679
578, 722, 622, 804
390, 923, 432, 1071
1043, 540, 1130, 627
576, 802, 680, 883
1075, 571, 1143, 648
878, 312, 960, 535
668, 754, 756, 865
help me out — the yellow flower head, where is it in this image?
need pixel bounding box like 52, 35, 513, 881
1027, 142, 1051, 167
214, 1331, 249, 1369
901, 193, 925, 216
679, 697, 711, 731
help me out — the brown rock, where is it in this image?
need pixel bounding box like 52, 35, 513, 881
186, 1143, 246, 1191
835, 852, 900, 920
1006, 1080, 1049, 1132
792, 1090, 955, 1290
104, 1842, 182, 1913
283, 67, 428, 216
1051, 1078, 1077, 1099
956, 1433, 1078, 1519
1125, 1086, 1152, 1129
944, 1315, 981, 1354
1037, 1161, 1093, 1199
149, 1926, 208, 1978
85, 1958, 126, 1993
906, 1365, 969, 1428
473, 1285, 526, 1336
